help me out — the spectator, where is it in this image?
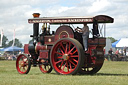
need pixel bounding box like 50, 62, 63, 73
123, 47, 127, 56
115, 49, 119, 55
108, 48, 113, 61
126, 51, 128, 56
119, 49, 123, 55
19, 50, 22, 54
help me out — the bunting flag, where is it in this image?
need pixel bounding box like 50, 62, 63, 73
12, 29, 15, 47
0, 29, 3, 47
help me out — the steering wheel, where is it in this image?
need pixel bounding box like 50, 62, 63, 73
75, 27, 82, 33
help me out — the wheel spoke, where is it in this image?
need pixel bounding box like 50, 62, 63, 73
21, 67, 24, 72
44, 66, 46, 70
59, 47, 64, 55
16, 54, 31, 74
68, 42, 71, 51
68, 59, 76, 67
23, 67, 26, 72
65, 43, 68, 53
60, 43, 65, 52
19, 62, 22, 66
26, 65, 28, 69
47, 66, 50, 71
72, 58, 78, 63
39, 60, 52, 73
59, 60, 64, 69
70, 50, 77, 55
19, 66, 22, 69
70, 55, 79, 58
66, 61, 69, 72
57, 56, 63, 59
69, 62, 72, 71
67, 46, 76, 55
62, 63, 66, 72
55, 52, 63, 55
51, 39, 83, 74
24, 63, 28, 66
55, 60, 63, 64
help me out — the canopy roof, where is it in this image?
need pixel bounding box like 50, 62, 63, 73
112, 38, 128, 47
1, 46, 24, 52
28, 15, 114, 24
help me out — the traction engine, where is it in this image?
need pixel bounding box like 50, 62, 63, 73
16, 13, 114, 75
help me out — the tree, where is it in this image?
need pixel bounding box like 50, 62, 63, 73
7, 38, 23, 48
0, 34, 23, 48
107, 37, 117, 43
0, 35, 8, 48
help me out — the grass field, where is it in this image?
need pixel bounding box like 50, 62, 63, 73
0, 61, 128, 85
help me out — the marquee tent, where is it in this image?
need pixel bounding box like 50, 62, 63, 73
1, 46, 24, 52
112, 38, 128, 47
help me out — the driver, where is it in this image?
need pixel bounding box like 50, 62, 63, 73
82, 23, 89, 51
76, 23, 89, 51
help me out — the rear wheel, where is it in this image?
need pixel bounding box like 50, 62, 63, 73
50, 38, 84, 75
39, 59, 52, 73
16, 54, 31, 74
79, 56, 104, 75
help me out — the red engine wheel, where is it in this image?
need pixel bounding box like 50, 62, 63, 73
16, 54, 31, 74
50, 38, 84, 75
79, 57, 104, 74
39, 59, 52, 73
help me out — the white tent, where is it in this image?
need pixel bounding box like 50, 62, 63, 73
112, 38, 128, 47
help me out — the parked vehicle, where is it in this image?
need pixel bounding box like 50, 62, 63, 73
16, 13, 114, 75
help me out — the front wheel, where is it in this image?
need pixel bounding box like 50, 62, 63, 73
16, 54, 31, 74
50, 38, 85, 75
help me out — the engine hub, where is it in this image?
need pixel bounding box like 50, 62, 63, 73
62, 54, 69, 60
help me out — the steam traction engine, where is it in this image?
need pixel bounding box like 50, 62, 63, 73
16, 13, 114, 75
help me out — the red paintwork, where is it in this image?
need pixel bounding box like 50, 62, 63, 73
35, 42, 47, 53
28, 15, 114, 24
85, 38, 106, 67
51, 39, 79, 74
24, 44, 30, 54
44, 36, 55, 45
39, 64, 51, 73
39, 50, 49, 59
33, 13, 40, 18
16, 54, 29, 74
55, 25, 74, 41
17, 14, 114, 74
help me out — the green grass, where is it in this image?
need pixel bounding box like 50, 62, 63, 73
0, 61, 128, 85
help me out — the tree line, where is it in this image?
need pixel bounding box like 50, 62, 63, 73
107, 37, 117, 43
0, 35, 23, 48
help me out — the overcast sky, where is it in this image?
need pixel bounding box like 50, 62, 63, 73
0, 0, 128, 45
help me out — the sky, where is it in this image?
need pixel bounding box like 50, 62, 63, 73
0, 0, 128, 45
